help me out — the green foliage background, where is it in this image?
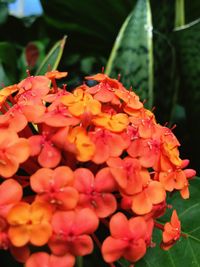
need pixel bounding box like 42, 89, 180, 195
0, 0, 200, 266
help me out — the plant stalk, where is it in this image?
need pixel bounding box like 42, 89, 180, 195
76, 256, 83, 267
175, 0, 185, 28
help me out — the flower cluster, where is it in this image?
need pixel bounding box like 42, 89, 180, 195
0, 71, 196, 267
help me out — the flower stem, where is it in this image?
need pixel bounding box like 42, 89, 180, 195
175, 0, 185, 28
76, 256, 83, 267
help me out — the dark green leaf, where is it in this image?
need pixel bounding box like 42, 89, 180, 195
105, 0, 154, 108
174, 20, 200, 172
40, 0, 136, 54
35, 36, 67, 75
0, 63, 11, 85
150, 0, 176, 124
185, 0, 200, 23
0, 42, 17, 83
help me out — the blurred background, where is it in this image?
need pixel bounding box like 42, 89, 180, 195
0, 0, 200, 176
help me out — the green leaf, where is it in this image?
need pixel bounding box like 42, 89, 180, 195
135, 178, 200, 267
174, 20, 200, 172
185, 0, 200, 23
0, 63, 11, 85
0, 42, 17, 83
150, 0, 176, 124
105, 0, 154, 108
35, 36, 67, 75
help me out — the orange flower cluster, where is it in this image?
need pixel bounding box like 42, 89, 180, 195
0, 71, 196, 267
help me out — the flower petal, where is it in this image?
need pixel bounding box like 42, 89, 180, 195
8, 225, 30, 247
30, 222, 52, 246
110, 212, 130, 238
71, 235, 93, 256
102, 237, 127, 263
74, 208, 99, 235
124, 239, 146, 262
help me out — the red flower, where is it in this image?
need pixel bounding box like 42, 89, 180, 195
74, 167, 117, 217
0, 179, 22, 217
102, 212, 153, 263
28, 125, 62, 168
107, 157, 150, 195
49, 208, 99, 256
85, 73, 122, 104
26, 252, 75, 267
30, 166, 79, 210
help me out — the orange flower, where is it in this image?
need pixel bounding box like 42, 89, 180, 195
158, 169, 187, 193
45, 70, 68, 80
127, 125, 182, 171
61, 88, 101, 117
0, 129, 30, 178
107, 157, 150, 195
89, 128, 129, 164
115, 87, 143, 114
66, 126, 95, 162
93, 113, 129, 133
7, 201, 52, 247
129, 108, 156, 138
0, 84, 18, 107
161, 210, 181, 250
131, 180, 166, 215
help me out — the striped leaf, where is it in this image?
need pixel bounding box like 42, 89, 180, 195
105, 0, 153, 108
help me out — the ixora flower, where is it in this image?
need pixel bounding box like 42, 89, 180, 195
0, 70, 196, 266
102, 212, 153, 263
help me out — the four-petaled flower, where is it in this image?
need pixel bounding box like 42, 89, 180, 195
161, 210, 181, 250
49, 208, 99, 256
0, 129, 30, 177
7, 201, 52, 247
102, 212, 153, 263
26, 252, 75, 267
30, 166, 79, 210
74, 167, 117, 217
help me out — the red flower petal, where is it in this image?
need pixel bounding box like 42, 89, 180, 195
74, 208, 99, 235
124, 238, 146, 262
102, 236, 127, 263
74, 168, 94, 193
38, 143, 61, 168
110, 213, 130, 238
